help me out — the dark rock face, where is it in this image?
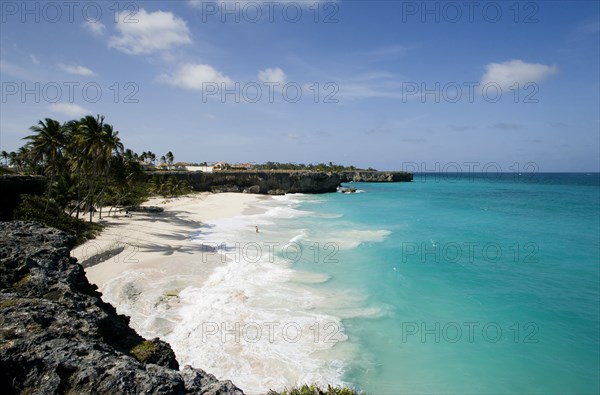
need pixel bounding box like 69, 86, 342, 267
0, 175, 45, 220
339, 171, 413, 183
151, 171, 342, 194
212, 185, 242, 193
0, 221, 244, 395
147, 170, 411, 195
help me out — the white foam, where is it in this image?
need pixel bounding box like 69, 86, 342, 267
311, 212, 344, 219
164, 254, 351, 393
97, 194, 390, 393
99, 199, 357, 393
263, 205, 312, 219
307, 229, 392, 250
290, 271, 332, 284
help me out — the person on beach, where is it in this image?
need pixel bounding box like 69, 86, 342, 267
255, 226, 259, 233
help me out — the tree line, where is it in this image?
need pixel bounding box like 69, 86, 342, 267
252, 162, 376, 172
1, 115, 190, 226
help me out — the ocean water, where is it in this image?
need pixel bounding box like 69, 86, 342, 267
101, 173, 600, 394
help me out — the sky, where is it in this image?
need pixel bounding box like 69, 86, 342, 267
1, 0, 599, 171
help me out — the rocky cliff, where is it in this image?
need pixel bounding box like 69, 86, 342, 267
148, 170, 412, 194
339, 171, 413, 183
0, 221, 244, 395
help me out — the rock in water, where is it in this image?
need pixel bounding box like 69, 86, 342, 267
0, 221, 244, 395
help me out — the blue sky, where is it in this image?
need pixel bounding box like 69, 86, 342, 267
1, 0, 599, 171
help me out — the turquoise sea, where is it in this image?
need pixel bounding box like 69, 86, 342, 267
102, 173, 599, 394
272, 173, 599, 394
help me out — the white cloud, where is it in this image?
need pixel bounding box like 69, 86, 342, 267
338, 83, 402, 100
481, 60, 558, 89
160, 63, 233, 90
109, 9, 192, 55
368, 45, 412, 57
29, 54, 40, 65
258, 67, 287, 85
335, 72, 404, 100
0, 60, 35, 80
83, 20, 106, 36
49, 103, 90, 117
58, 64, 96, 76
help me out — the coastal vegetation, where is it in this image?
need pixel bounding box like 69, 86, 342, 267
2, 114, 189, 243
253, 162, 377, 172
2, 114, 403, 242
13, 194, 102, 245
129, 340, 161, 364
148, 174, 192, 197
271, 384, 363, 395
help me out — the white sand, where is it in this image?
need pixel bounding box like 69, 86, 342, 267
71, 192, 350, 392
72, 192, 267, 288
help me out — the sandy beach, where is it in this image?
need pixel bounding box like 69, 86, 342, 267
71, 191, 349, 393
72, 192, 267, 289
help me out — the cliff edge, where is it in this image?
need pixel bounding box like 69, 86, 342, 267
148, 170, 413, 195
0, 221, 244, 395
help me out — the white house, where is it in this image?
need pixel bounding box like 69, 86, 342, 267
213, 162, 229, 170
185, 165, 213, 172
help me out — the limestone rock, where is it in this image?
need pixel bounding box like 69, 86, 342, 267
146, 170, 412, 195
243, 185, 261, 194
0, 221, 244, 395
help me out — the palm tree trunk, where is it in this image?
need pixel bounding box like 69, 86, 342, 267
97, 177, 109, 220
75, 169, 82, 219
45, 170, 55, 213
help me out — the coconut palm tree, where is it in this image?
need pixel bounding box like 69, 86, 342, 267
8, 152, 17, 168
23, 118, 67, 211
95, 122, 124, 219
0, 150, 8, 167
123, 149, 139, 165
61, 120, 86, 218
75, 115, 124, 221
166, 151, 174, 169
148, 151, 156, 166
14, 147, 31, 173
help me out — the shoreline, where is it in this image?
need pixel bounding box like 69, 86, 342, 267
72, 192, 268, 290
71, 191, 351, 393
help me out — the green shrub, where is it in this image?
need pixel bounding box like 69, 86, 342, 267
148, 175, 191, 197
273, 384, 363, 395
13, 273, 31, 288
130, 340, 159, 363
13, 194, 102, 245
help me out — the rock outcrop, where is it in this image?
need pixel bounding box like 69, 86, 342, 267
339, 171, 412, 183
0, 221, 244, 395
147, 170, 412, 195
